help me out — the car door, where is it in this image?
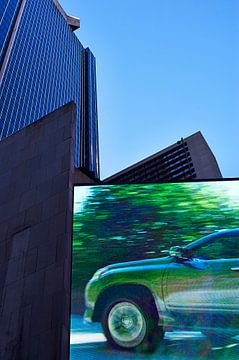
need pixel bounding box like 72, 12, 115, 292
163, 231, 239, 330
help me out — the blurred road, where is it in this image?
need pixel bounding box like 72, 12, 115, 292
70, 315, 239, 360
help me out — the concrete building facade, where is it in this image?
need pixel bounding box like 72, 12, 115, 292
104, 132, 222, 183
0, 103, 94, 360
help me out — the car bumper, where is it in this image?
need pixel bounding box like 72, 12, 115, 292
83, 306, 94, 323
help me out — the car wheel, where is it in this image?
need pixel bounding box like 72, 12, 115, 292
102, 294, 163, 352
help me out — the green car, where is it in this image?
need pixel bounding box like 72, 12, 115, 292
84, 229, 239, 352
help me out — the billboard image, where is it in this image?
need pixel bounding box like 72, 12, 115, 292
70, 180, 239, 359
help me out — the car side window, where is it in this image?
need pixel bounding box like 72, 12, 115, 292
193, 234, 239, 260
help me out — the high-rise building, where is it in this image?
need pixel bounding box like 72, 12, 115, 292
104, 131, 222, 183
0, 0, 99, 178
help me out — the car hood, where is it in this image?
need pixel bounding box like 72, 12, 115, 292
104, 256, 171, 271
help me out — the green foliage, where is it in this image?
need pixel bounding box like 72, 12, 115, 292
72, 183, 239, 294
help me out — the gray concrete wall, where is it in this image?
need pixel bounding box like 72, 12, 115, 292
186, 132, 222, 179
0, 103, 94, 360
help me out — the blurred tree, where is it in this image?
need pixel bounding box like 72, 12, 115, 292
72, 183, 239, 296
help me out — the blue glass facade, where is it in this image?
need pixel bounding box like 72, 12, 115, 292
0, 0, 20, 67
0, 0, 99, 178
80, 48, 100, 176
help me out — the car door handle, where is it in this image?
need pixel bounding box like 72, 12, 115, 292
231, 267, 239, 271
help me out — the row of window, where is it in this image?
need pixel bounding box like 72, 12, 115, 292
0, 0, 20, 65
0, 0, 99, 177
109, 140, 195, 183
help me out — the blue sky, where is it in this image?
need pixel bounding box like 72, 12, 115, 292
61, 0, 239, 179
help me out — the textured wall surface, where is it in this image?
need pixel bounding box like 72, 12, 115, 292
186, 132, 222, 179
0, 102, 94, 360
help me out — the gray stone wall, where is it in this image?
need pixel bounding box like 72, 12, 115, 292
0, 103, 95, 360
186, 131, 222, 179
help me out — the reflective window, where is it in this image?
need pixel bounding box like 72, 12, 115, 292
193, 234, 239, 259
0, 0, 99, 178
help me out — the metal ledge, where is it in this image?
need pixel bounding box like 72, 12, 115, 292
66, 15, 80, 31
53, 0, 80, 31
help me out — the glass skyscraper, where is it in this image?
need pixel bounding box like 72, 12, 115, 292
0, 0, 99, 178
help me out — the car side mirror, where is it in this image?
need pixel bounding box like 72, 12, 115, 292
169, 246, 189, 260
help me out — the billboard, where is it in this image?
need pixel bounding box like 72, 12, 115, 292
70, 180, 239, 359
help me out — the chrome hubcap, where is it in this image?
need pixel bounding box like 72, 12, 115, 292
108, 301, 146, 348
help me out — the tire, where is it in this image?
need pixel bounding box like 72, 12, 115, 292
102, 293, 164, 352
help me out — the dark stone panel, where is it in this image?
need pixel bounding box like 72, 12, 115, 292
20, 189, 37, 212
35, 179, 53, 202
51, 172, 69, 196
5, 238, 13, 261
11, 175, 32, 194
41, 146, 57, 167
0, 221, 8, 244
63, 258, 72, 292
60, 325, 70, 360
0, 184, 14, 205
0, 103, 96, 360
5, 257, 23, 285
44, 265, 64, 296
0, 146, 13, 173
7, 212, 28, 238
0, 171, 12, 189
11, 161, 28, 180
24, 203, 43, 226
37, 239, 57, 271
23, 269, 45, 305
45, 159, 63, 178
56, 138, 72, 158
24, 248, 38, 275
63, 123, 73, 141
29, 221, 49, 249
28, 335, 40, 360
61, 153, 71, 172
57, 109, 73, 129
52, 290, 66, 327
0, 243, 7, 265
45, 127, 65, 145
38, 327, 61, 360
43, 115, 58, 135
26, 155, 42, 173
30, 295, 53, 336
0, 262, 8, 303
25, 129, 39, 143
10, 228, 30, 259
18, 305, 32, 359
29, 168, 48, 188
56, 234, 67, 264
19, 143, 38, 159
48, 211, 68, 239
0, 198, 21, 224
0, 278, 25, 359
42, 194, 60, 221
58, 190, 71, 213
